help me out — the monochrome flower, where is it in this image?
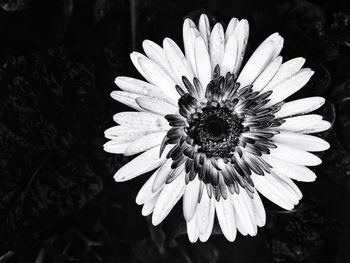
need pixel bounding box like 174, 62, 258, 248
104, 14, 331, 242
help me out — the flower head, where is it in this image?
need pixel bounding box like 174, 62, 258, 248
104, 14, 331, 242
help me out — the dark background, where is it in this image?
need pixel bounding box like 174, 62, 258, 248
0, 0, 350, 262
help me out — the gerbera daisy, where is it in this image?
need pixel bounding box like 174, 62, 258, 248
104, 14, 331, 242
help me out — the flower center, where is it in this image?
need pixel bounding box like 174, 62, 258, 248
205, 116, 229, 140
188, 106, 243, 158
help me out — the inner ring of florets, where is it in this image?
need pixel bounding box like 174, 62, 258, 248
187, 105, 243, 158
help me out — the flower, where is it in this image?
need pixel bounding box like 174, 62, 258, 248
104, 14, 331, 242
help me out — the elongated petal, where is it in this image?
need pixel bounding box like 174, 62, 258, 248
265, 69, 314, 107
272, 131, 330, 152
277, 114, 323, 132
104, 126, 151, 141
237, 33, 283, 88
187, 215, 199, 243
142, 193, 159, 216
299, 120, 331, 134
221, 34, 238, 75
130, 51, 147, 76
263, 57, 305, 91
138, 57, 179, 98
110, 91, 142, 111
215, 198, 237, 241
209, 23, 225, 69
152, 159, 172, 192
275, 97, 325, 119
114, 145, 167, 182
198, 14, 210, 47
263, 155, 316, 182
183, 19, 199, 75
251, 191, 266, 227
113, 112, 170, 130
115, 76, 176, 105
163, 37, 194, 85
225, 17, 238, 41
124, 131, 166, 156
195, 36, 212, 89
270, 143, 322, 166
183, 177, 201, 221
196, 189, 215, 241
252, 173, 296, 210
152, 171, 186, 225
136, 168, 161, 205
199, 210, 215, 241
103, 141, 131, 154
142, 40, 177, 80
232, 190, 257, 236
136, 97, 178, 115
252, 56, 282, 92
233, 19, 249, 75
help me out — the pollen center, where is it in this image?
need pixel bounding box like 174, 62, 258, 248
188, 106, 243, 158
205, 116, 229, 140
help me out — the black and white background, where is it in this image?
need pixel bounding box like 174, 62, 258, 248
0, 0, 350, 262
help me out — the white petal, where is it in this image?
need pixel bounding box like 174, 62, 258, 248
221, 34, 238, 76
265, 69, 314, 107
277, 114, 323, 132
251, 191, 266, 227
104, 126, 152, 141
225, 17, 238, 42
142, 193, 159, 216
252, 56, 282, 92
237, 33, 283, 88
232, 19, 249, 75
198, 14, 210, 48
152, 170, 186, 225
273, 131, 330, 152
110, 91, 143, 111
103, 140, 131, 154
130, 51, 147, 76
232, 190, 257, 236
138, 57, 179, 99
197, 189, 215, 242
183, 19, 200, 75
279, 174, 303, 200
115, 77, 176, 105
263, 155, 316, 182
142, 40, 177, 80
209, 23, 225, 69
113, 111, 170, 130
252, 173, 296, 210
263, 57, 306, 91
270, 143, 322, 166
299, 120, 332, 134
163, 38, 194, 85
215, 198, 237, 241
183, 177, 201, 222
152, 159, 172, 192
114, 145, 166, 182
195, 36, 212, 89
187, 214, 199, 243
136, 97, 178, 115
124, 131, 166, 156
136, 168, 161, 205
275, 97, 325, 119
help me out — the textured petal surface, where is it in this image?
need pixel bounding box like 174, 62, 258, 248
215, 198, 237, 241
113, 112, 170, 130
152, 171, 186, 225
237, 33, 283, 88
114, 145, 168, 182
183, 177, 201, 221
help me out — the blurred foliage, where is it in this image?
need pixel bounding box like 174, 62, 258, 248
0, 0, 350, 262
